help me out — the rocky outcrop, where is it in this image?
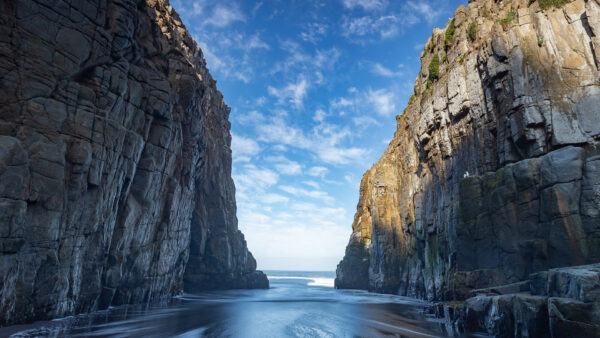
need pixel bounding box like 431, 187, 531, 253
336, 0, 600, 332
0, 0, 266, 326
434, 264, 600, 336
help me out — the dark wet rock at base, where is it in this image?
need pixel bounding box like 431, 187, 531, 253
0, 0, 266, 326
335, 240, 370, 290
434, 264, 600, 337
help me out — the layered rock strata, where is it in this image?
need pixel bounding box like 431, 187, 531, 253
435, 264, 600, 336
0, 0, 266, 326
337, 0, 600, 333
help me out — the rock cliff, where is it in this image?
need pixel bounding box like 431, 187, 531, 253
0, 0, 267, 326
336, 0, 600, 334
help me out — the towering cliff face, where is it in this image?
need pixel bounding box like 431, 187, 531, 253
0, 0, 266, 326
337, 0, 600, 301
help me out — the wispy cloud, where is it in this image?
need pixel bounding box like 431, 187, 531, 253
303, 180, 321, 189
300, 22, 328, 43
368, 88, 397, 116
266, 156, 303, 175
371, 63, 404, 77
231, 133, 261, 162
313, 109, 327, 122
279, 185, 334, 203
255, 116, 369, 165
339, 0, 449, 44
352, 116, 381, 127
204, 5, 245, 27
247, 35, 270, 50
307, 166, 328, 177
405, 0, 445, 24
237, 110, 265, 125
270, 41, 340, 86
268, 77, 309, 109
233, 164, 279, 198
342, 0, 387, 11
341, 15, 401, 40
261, 193, 289, 204
180, 1, 270, 83
330, 87, 400, 118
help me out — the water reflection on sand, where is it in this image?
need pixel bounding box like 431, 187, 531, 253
1, 274, 446, 337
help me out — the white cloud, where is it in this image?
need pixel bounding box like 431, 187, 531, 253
279, 185, 334, 203
300, 22, 328, 43
330, 87, 400, 121
256, 116, 369, 165
368, 88, 397, 116
405, 1, 444, 24
248, 35, 270, 50
270, 42, 340, 85
302, 180, 321, 189
196, 39, 253, 83
231, 133, 260, 162
257, 117, 311, 149
264, 155, 302, 175
251, 1, 264, 16
271, 144, 288, 152
197, 41, 225, 71
316, 146, 368, 165
191, 1, 205, 15
342, 0, 386, 10
205, 5, 245, 27
342, 15, 400, 40
237, 110, 265, 126
313, 48, 341, 69
371, 63, 403, 77
331, 97, 354, 109
313, 109, 327, 122
352, 116, 381, 127
233, 164, 279, 196
237, 209, 350, 270
275, 161, 302, 175
307, 166, 328, 177
268, 78, 309, 109
255, 97, 267, 106
261, 193, 289, 204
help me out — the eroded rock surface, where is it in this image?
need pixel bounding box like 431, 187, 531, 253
0, 0, 266, 326
337, 0, 600, 334
435, 264, 600, 336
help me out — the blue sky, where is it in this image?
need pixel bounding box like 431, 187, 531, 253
171, 0, 465, 271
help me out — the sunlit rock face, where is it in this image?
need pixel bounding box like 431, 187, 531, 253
337, 0, 600, 301
0, 0, 266, 325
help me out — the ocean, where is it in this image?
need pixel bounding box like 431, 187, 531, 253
0, 271, 446, 337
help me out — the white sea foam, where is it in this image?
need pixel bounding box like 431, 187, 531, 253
307, 277, 334, 287
267, 276, 335, 288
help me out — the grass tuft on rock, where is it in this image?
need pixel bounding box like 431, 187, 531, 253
468, 22, 477, 41
428, 54, 440, 82
444, 19, 456, 50
539, 0, 567, 10
499, 11, 516, 28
